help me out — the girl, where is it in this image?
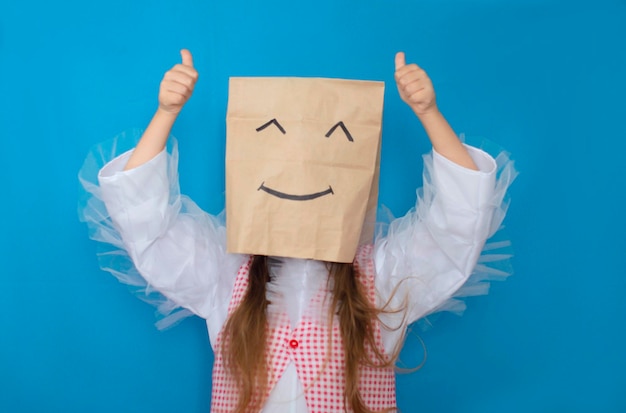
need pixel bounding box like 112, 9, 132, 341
79, 49, 515, 412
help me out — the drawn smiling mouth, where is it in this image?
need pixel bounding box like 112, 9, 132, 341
258, 182, 334, 201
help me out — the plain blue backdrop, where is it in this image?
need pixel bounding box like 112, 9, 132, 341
1, 0, 625, 412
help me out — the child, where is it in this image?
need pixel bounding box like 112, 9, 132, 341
79, 49, 515, 413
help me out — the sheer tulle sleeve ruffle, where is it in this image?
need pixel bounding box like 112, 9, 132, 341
78, 130, 246, 336
374, 142, 517, 331
425, 146, 517, 320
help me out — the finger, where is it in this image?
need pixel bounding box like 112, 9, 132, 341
394, 63, 425, 80
162, 80, 191, 97
404, 82, 427, 97
408, 90, 432, 105
181, 49, 194, 67
396, 69, 425, 88
395, 52, 406, 71
166, 67, 197, 86
171, 65, 199, 83
160, 92, 186, 110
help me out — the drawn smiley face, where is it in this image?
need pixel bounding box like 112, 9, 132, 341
255, 118, 355, 201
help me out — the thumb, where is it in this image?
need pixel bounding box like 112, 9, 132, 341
394, 52, 406, 71
181, 49, 194, 67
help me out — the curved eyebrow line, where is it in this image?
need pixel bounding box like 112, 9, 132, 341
325, 121, 354, 142
256, 118, 286, 134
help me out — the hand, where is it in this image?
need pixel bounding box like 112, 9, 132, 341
158, 49, 199, 114
394, 52, 438, 117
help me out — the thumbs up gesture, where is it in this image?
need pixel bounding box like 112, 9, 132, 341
158, 49, 199, 114
394, 52, 438, 117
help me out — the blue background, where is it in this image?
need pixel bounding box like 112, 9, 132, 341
2, 0, 625, 412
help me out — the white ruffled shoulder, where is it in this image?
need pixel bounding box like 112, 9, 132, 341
78, 130, 193, 329
79, 130, 245, 332
374, 137, 518, 331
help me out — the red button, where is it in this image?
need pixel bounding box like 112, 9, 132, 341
289, 339, 299, 349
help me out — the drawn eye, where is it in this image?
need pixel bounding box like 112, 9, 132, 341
256, 118, 286, 134
325, 121, 353, 142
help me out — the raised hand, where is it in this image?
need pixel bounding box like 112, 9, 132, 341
124, 49, 198, 171
394, 51, 477, 170
394, 52, 437, 117
158, 49, 199, 114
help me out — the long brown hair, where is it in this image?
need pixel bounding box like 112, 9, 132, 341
221, 255, 398, 413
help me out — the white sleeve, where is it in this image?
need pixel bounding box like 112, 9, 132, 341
96, 147, 245, 345
374, 145, 513, 338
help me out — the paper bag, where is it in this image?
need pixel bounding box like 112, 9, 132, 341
226, 77, 384, 263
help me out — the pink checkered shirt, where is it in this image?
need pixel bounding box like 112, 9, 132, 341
210, 245, 397, 412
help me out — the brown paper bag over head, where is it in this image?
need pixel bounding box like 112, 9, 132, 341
226, 77, 384, 263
